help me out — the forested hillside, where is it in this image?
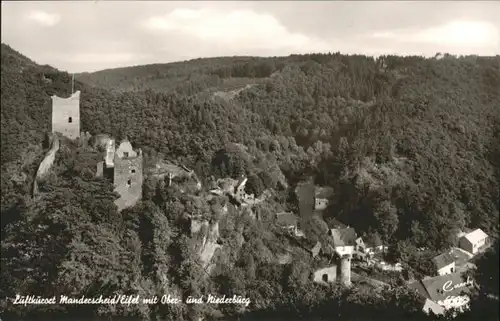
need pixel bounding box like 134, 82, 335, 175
1, 43, 499, 320
78, 49, 500, 249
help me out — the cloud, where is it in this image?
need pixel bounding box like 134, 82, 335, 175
144, 8, 334, 55
414, 21, 499, 47
26, 10, 61, 27
371, 20, 499, 49
2, 2, 499, 72
61, 53, 137, 64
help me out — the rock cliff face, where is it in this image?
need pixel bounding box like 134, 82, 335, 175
198, 221, 221, 268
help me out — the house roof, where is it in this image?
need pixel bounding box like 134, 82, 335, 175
462, 228, 488, 244
408, 280, 430, 300
311, 242, 322, 255
315, 186, 334, 199
417, 273, 474, 302
432, 252, 455, 270
276, 212, 297, 227
330, 228, 357, 247
326, 218, 347, 229
236, 177, 247, 189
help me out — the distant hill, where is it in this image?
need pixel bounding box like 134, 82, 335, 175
75, 56, 285, 94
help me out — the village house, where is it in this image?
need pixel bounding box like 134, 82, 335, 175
432, 251, 456, 276
355, 237, 365, 253
212, 176, 256, 206
328, 227, 357, 256
459, 228, 488, 255
301, 239, 322, 258
408, 273, 474, 316
326, 217, 348, 229
275, 212, 299, 235
363, 236, 387, 255
314, 186, 334, 211
376, 261, 403, 272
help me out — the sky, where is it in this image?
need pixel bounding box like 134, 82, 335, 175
1, 1, 499, 73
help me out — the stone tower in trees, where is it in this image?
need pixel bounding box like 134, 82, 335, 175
96, 138, 143, 211
112, 139, 143, 211
339, 254, 352, 287
51, 91, 80, 139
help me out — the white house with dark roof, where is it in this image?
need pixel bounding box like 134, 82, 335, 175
408, 273, 474, 316
432, 251, 456, 276
359, 234, 386, 255
355, 237, 365, 253
459, 228, 488, 255
328, 227, 357, 256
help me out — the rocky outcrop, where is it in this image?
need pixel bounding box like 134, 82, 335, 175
198, 222, 221, 268
191, 219, 209, 236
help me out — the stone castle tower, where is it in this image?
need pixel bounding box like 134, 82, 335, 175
51, 91, 80, 139
339, 254, 352, 287
97, 138, 143, 211
113, 139, 143, 211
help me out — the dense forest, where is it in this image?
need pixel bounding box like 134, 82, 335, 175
1, 43, 499, 320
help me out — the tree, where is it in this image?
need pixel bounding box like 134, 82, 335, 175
457, 241, 499, 321
211, 145, 252, 179
373, 200, 399, 243
245, 174, 265, 197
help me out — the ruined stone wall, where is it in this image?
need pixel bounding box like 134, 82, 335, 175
33, 134, 60, 196
313, 265, 338, 285
113, 153, 143, 211
115, 140, 137, 158
51, 91, 80, 140
35, 134, 60, 180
